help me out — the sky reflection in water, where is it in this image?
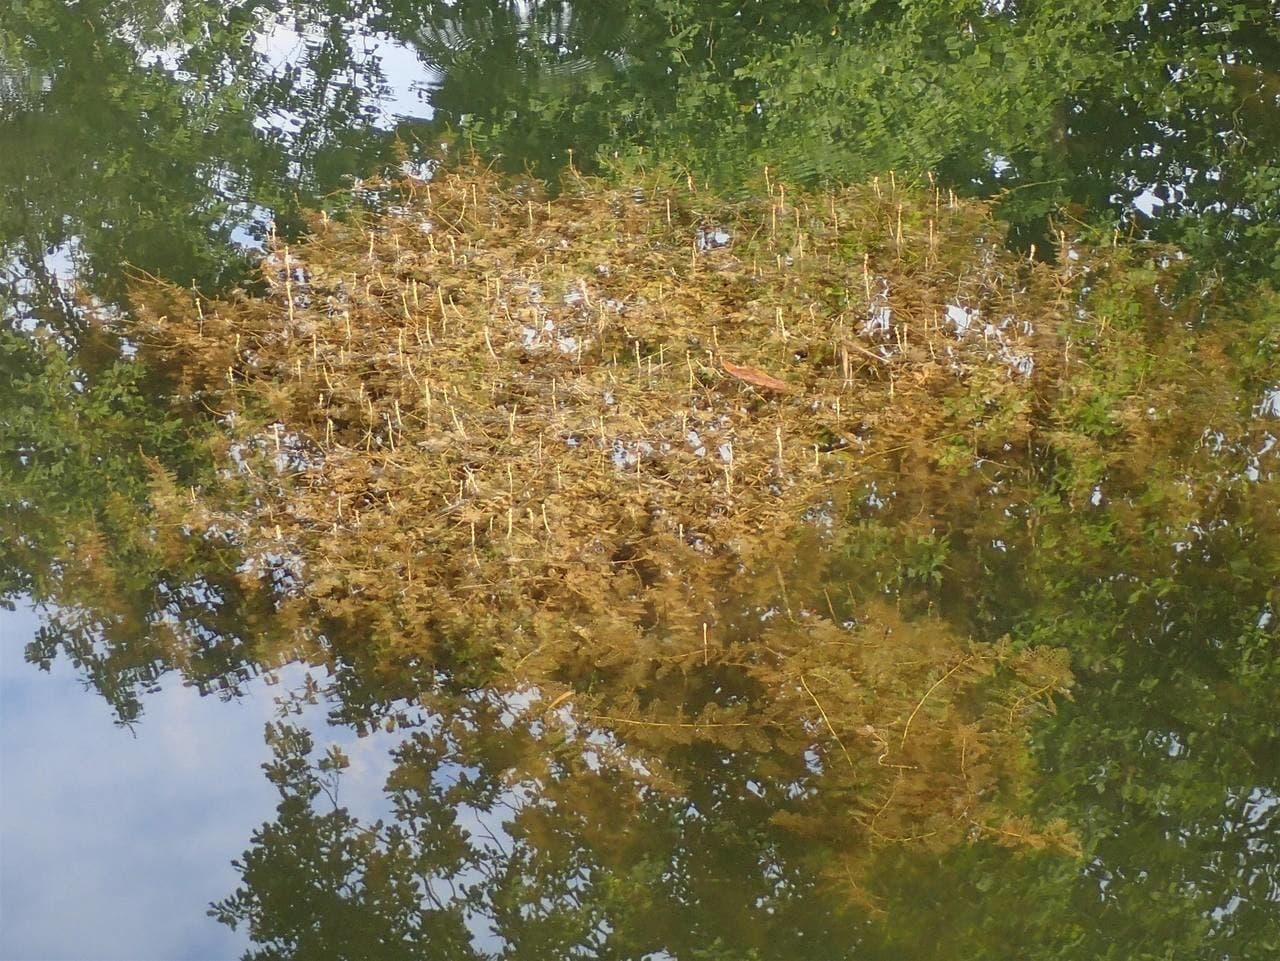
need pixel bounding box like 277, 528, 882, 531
0, 602, 404, 961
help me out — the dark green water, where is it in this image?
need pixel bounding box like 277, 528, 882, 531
3, 2, 1280, 959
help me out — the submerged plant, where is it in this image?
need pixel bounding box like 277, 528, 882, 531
121, 160, 1279, 893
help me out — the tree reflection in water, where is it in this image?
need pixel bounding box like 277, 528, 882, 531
3, 1, 1280, 957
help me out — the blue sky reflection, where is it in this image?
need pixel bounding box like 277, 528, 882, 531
1, 601, 403, 961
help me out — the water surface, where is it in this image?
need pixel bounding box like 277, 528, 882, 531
3, 2, 1280, 958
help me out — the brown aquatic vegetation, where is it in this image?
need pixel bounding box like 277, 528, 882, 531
128, 163, 1088, 878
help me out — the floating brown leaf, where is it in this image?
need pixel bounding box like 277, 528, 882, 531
721, 358, 791, 392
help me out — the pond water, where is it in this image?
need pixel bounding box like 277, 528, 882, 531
3, 600, 269, 959
4, 3, 1280, 959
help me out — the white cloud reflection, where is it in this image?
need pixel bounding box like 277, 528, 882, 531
0, 600, 402, 961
